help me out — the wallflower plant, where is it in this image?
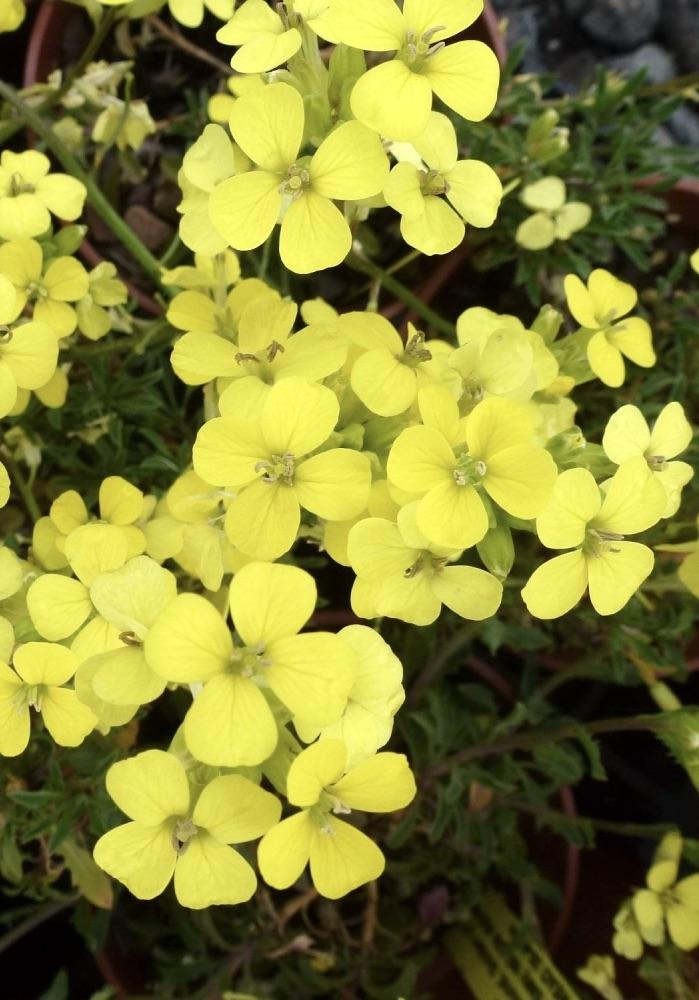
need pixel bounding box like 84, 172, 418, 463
0, 4, 696, 980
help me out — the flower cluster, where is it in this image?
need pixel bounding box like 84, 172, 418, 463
2, 0, 695, 920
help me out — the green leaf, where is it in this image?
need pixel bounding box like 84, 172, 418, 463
60, 837, 113, 910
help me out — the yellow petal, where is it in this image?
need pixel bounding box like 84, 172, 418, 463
666, 901, 699, 951
286, 739, 347, 807
279, 191, 351, 274
383, 162, 425, 220
266, 632, 357, 726
465, 397, 534, 457
63, 523, 129, 587
521, 550, 588, 619
586, 541, 654, 616
587, 330, 625, 387
401, 196, 464, 255
0, 666, 29, 756
181, 124, 236, 192
257, 811, 313, 889
34, 173, 86, 222
563, 273, 598, 328
347, 518, 415, 579
99, 476, 144, 526
596, 457, 666, 534
295, 449, 371, 520
193, 774, 281, 843
609, 317, 655, 368
588, 268, 637, 320
424, 40, 500, 122
447, 159, 502, 227
515, 212, 556, 251
331, 752, 416, 812
93, 822, 176, 900
1, 321, 57, 390
229, 561, 316, 646
310, 120, 388, 201
262, 377, 339, 456
387, 425, 454, 493
106, 748, 190, 825
648, 402, 693, 460
554, 201, 591, 239
521, 177, 566, 212
89, 556, 176, 639
309, 816, 384, 899
184, 673, 278, 766
193, 413, 266, 488
40, 686, 96, 746
42, 256, 89, 302
602, 405, 650, 465
26, 575, 92, 641
174, 833, 257, 908
351, 60, 433, 141
417, 479, 489, 549
229, 81, 302, 172
209, 171, 281, 251
225, 479, 300, 561
144, 592, 232, 683
432, 565, 503, 620
536, 468, 601, 548
231, 29, 301, 73
404, 0, 482, 41
13, 641, 77, 686
92, 646, 166, 706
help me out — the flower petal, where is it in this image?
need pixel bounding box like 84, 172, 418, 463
280, 191, 351, 274
93, 822, 176, 899
174, 834, 257, 908
209, 171, 281, 252
230, 561, 316, 646
431, 565, 503, 620
586, 541, 654, 616
424, 40, 500, 123
184, 673, 278, 766
309, 816, 384, 899
351, 61, 433, 141
521, 550, 588, 619
193, 774, 281, 843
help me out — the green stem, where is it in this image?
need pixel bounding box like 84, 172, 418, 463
0, 9, 118, 146
1, 446, 42, 523
0, 896, 79, 956
346, 254, 457, 338
69, 320, 171, 359
425, 713, 668, 781
503, 798, 678, 840
0, 80, 164, 293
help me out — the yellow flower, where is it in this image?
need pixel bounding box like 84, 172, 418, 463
603, 403, 693, 517
384, 112, 502, 254
193, 377, 371, 560
294, 625, 405, 767
0, 461, 9, 508
209, 82, 389, 273
564, 269, 655, 387
93, 749, 280, 906
144, 561, 358, 766
79, 556, 178, 707
521, 460, 667, 619
387, 388, 558, 549
0, 151, 87, 240
76, 263, 128, 341
208, 74, 264, 123
348, 501, 503, 625
0, 642, 96, 756
0, 239, 89, 338
216, 0, 337, 72
177, 125, 246, 256
323, 0, 500, 140
691, 247, 699, 273
172, 294, 347, 408
26, 522, 132, 641
515, 177, 591, 251
0, 321, 59, 418
257, 739, 416, 898
0, 0, 25, 34
449, 307, 558, 408
349, 319, 450, 417
92, 98, 156, 152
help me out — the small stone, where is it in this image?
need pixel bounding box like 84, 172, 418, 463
124, 205, 174, 252
582, 0, 660, 51
667, 107, 699, 147
658, 0, 699, 74
606, 43, 677, 84
556, 49, 599, 93
505, 6, 547, 73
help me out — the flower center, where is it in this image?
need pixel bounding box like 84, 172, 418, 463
401, 26, 447, 68
404, 329, 432, 365
172, 818, 198, 856
452, 452, 487, 487
403, 554, 449, 578
280, 163, 310, 201
646, 454, 667, 471
9, 172, 34, 196
229, 643, 269, 677
583, 528, 624, 557
255, 452, 295, 485
420, 168, 449, 197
